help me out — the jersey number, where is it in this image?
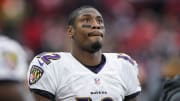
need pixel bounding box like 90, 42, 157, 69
38, 53, 60, 65
76, 97, 113, 101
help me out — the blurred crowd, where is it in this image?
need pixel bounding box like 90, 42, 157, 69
0, 0, 180, 101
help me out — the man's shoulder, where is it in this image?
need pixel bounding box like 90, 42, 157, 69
32, 52, 70, 65
28, 52, 72, 84
103, 53, 133, 60
29, 52, 71, 67
103, 53, 137, 66
103, 52, 130, 56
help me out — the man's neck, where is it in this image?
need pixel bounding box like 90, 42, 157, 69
71, 49, 102, 66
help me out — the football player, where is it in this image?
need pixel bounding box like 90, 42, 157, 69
27, 6, 141, 101
0, 35, 34, 101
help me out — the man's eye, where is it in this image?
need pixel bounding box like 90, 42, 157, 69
97, 19, 103, 24
83, 18, 90, 23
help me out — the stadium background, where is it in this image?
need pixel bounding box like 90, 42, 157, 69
0, 0, 179, 101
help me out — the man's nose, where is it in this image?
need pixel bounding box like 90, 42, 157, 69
92, 26, 101, 29
91, 20, 101, 29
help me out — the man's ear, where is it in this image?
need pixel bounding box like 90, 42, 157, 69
67, 26, 74, 38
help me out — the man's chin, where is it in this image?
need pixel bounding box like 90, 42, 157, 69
89, 42, 102, 53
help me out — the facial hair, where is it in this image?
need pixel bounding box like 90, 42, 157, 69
89, 41, 102, 53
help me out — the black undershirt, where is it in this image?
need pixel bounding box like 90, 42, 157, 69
84, 54, 106, 74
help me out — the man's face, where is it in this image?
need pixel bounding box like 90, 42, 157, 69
70, 8, 105, 53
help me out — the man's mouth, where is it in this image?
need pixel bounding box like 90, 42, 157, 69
88, 31, 103, 37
